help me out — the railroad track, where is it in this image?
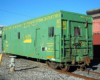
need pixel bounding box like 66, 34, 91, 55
77, 68, 100, 75
87, 70, 100, 75
77, 69, 100, 79
47, 64, 100, 80
55, 69, 100, 80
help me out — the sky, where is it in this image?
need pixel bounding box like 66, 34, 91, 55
0, 0, 100, 26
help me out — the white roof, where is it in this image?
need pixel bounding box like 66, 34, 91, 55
0, 25, 6, 27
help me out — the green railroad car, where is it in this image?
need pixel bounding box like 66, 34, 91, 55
2, 10, 93, 71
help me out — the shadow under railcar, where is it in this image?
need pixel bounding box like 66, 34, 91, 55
93, 45, 100, 62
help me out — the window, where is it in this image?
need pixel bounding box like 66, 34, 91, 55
4, 34, 6, 40
48, 27, 54, 37
42, 47, 45, 51
74, 27, 81, 37
18, 32, 20, 39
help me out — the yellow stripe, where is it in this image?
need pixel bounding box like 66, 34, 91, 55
47, 56, 54, 58
23, 39, 32, 43
47, 51, 54, 52
4, 50, 6, 51
31, 53, 34, 55
47, 43, 54, 44
5, 45, 8, 47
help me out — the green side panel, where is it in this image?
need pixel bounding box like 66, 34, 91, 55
61, 10, 93, 62
54, 35, 60, 59
2, 11, 62, 62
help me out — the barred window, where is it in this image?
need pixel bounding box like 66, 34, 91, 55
74, 27, 81, 37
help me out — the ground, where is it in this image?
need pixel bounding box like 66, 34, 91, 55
0, 53, 85, 80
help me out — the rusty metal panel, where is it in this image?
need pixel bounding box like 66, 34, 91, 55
93, 34, 100, 45
93, 19, 100, 33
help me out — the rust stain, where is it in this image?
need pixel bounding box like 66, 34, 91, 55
47, 62, 96, 80
82, 57, 91, 65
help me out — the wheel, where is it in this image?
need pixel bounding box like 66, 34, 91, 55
77, 66, 86, 71
46, 61, 51, 67
61, 65, 70, 72
50, 62, 58, 69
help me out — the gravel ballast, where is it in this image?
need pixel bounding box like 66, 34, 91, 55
0, 53, 99, 80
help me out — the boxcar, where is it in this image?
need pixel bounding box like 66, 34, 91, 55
87, 8, 100, 62
2, 10, 93, 71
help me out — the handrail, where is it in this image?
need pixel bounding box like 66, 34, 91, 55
54, 35, 56, 58
85, 19, 88, 28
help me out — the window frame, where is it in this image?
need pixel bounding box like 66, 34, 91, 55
74, 27, 81, 37
4, 34, 6, 40
48, 27, 54, 37
18, 32, 20, 39
41, 47, 45, 51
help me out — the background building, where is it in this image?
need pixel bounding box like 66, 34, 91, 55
0, 25, 6, 53
87, 8, 100, 62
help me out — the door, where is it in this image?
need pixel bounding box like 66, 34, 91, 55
70, 22, 88, 56
35, 28, 40, 58
54, 35, 60, 59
